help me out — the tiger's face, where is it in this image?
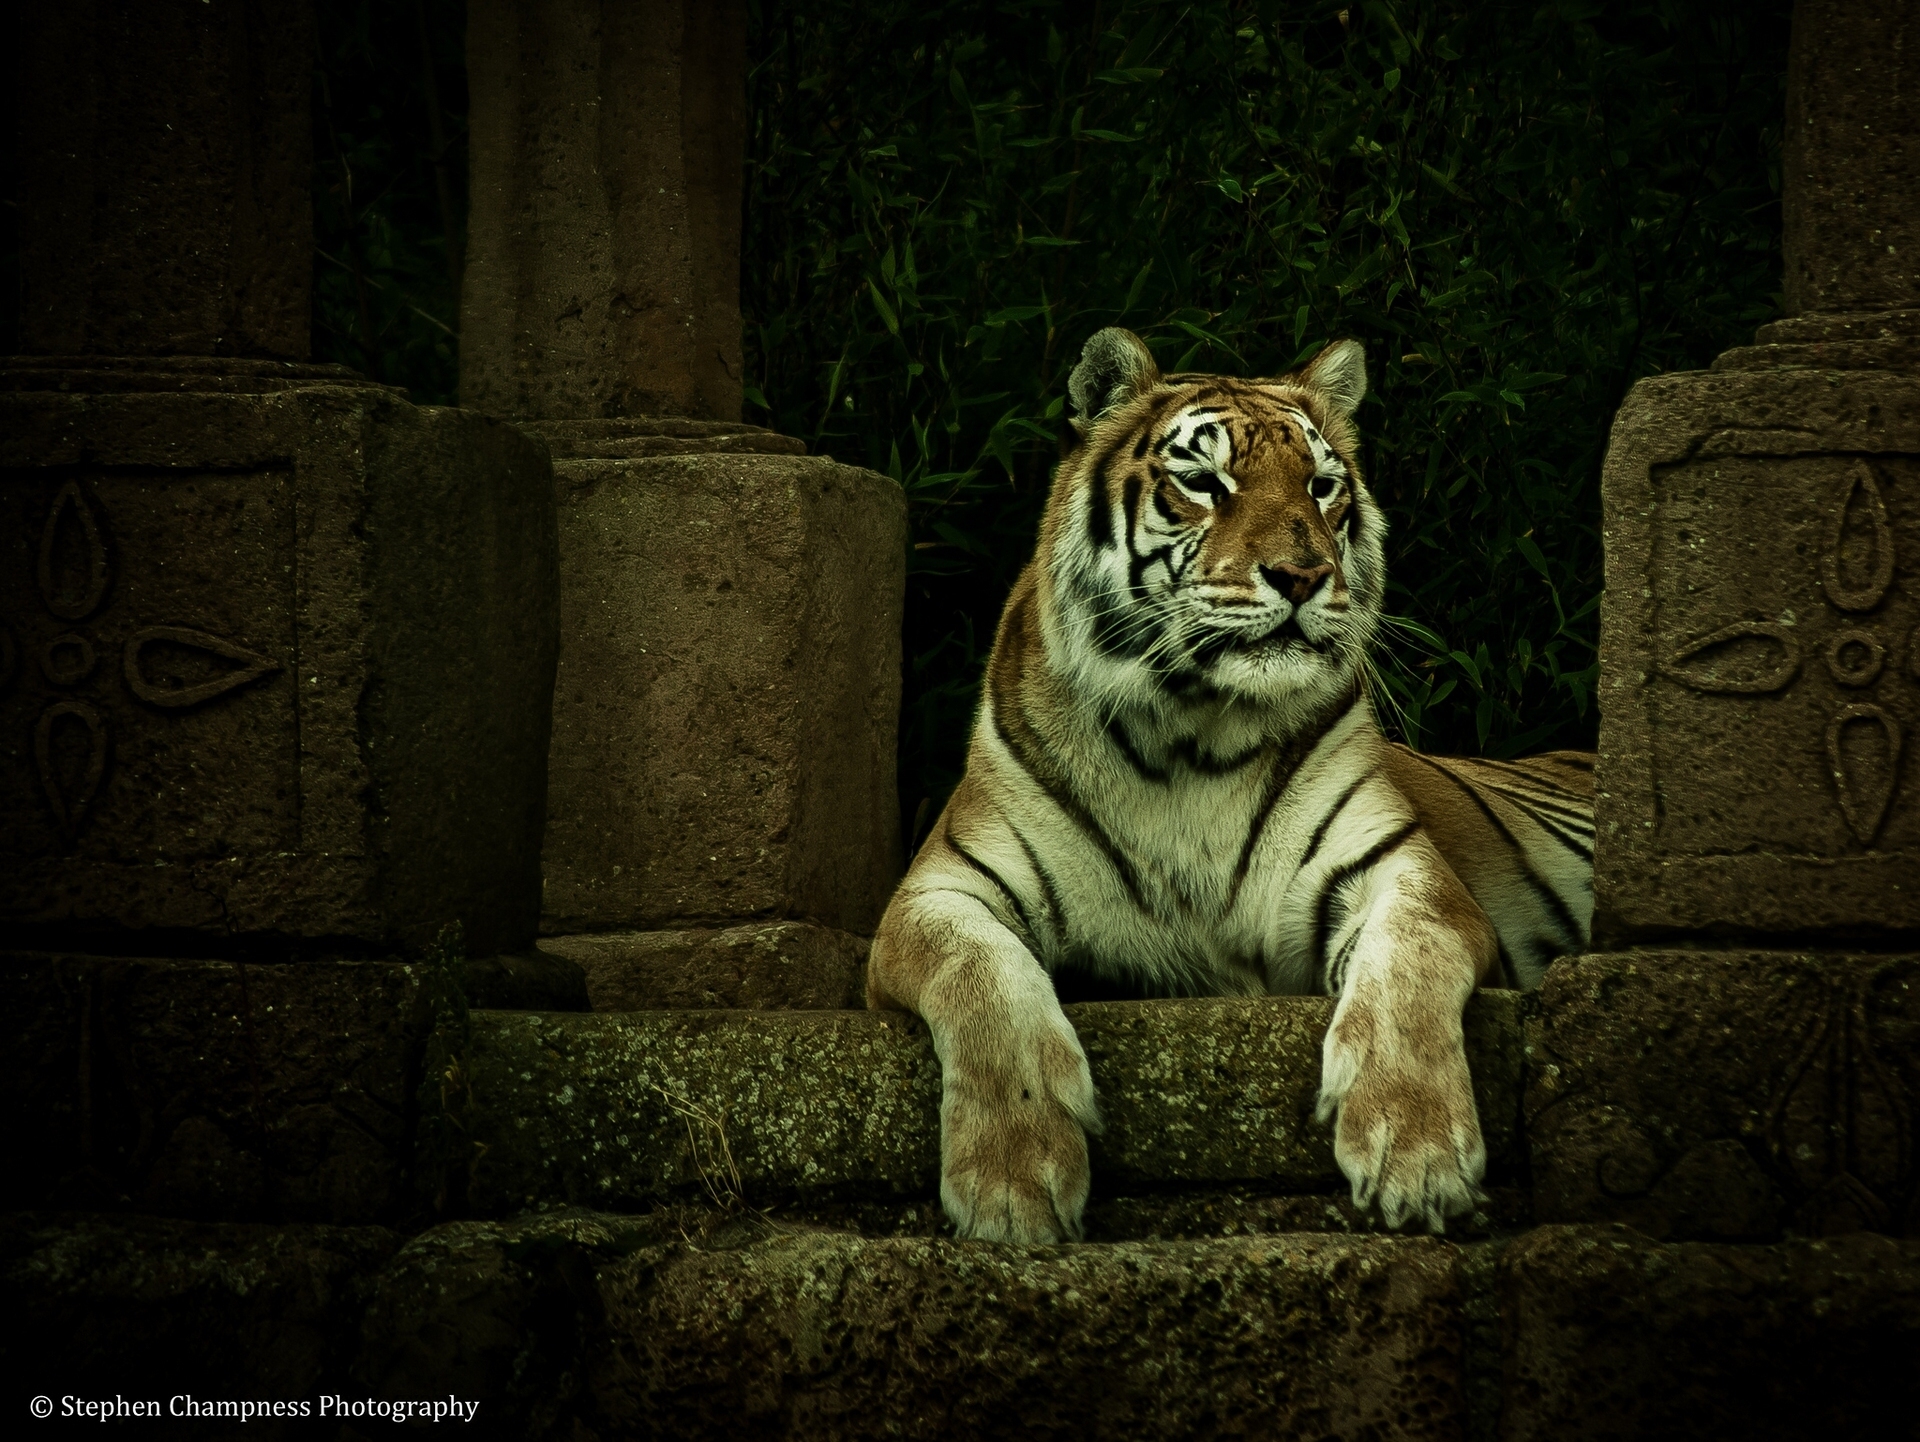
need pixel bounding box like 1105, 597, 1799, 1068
1049, 330, 1383, 717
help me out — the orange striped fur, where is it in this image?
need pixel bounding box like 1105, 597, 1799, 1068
869, 331, 1593, 1240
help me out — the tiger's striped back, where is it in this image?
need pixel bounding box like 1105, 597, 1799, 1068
1380, 747, 1594, 988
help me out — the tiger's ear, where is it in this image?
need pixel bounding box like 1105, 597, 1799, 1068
1298, 338, 1367, 417
1068, 328, 1160, 430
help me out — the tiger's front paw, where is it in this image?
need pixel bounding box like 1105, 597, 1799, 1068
938, 1020, 1100, 1244
1316, 1026, 1486, 1232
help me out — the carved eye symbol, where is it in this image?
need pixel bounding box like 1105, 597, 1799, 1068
1310, 473, 1340, 500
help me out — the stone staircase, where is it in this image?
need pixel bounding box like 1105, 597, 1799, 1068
10, 956, 1920, 1438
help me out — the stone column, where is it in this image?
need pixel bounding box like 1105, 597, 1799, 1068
2, 1, 560, 1223
462, 0, 745, 421
13, 0, 314, 359
1593, 0, 1920, 941
1528, 0, 1920, 1250
463, 0, 905, 1010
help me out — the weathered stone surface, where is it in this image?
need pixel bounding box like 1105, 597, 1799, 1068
1715, 308, 1920, 375
533, 417, 808, 461
539, 922, 868, 1010
1498, 1224, 1920, 1440
0, 356, 406, 396
4, 1211, 397, 1436
0, 387, 556, 955
354, 1209, 1467, 1441
13, 2, 314, 360
1526, 951, 1920, 1239
1078, 991, 1524, 1192
1593, 367, 1920, 944
1781, 0, 1919, 319
466, 949, 591, 1012
1083, 1186, 1533, 1243
0, 953, 437, 1223
463, 992, 1523, 1214
466, 1008, 934, 1214
463, 0, 747, 422
540, 453, 904, 936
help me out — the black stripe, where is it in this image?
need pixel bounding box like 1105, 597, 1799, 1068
988, 625, 1149, 912
1312, 820, 1421, 992
1325, 924, 1363, 994
1534, 751, 1595, 773
1492, 935, 1519, 989
1226, 683, 1363, 909
1129, 541, 1175, 594
1106, 716, 1169, 784
1493, 800, 1595, 865
1462, 757, 1593, 804
1012, 827, 1065, 938
1468, 778, 1595, 831
1168, 736, 1266, 776
1295, 769, 1374, 875
1090, 592, 1157, 660
1106, 717, 1268, 783
946, 824, 1039, 944
1467, 777, 1592, 826
1453, 771, 1595, 860
1086, 456, 1114, 549
1403, 750, 1586, 949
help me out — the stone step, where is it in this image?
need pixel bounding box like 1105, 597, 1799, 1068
21, 1208, 1915, 1440
535, 922, 868, 1011
459, 992, 1525, 1217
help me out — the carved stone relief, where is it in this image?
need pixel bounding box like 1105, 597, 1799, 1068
0, 472, 297, 859
1528, 951, 1920, 1240
1650, 455, 1917, 856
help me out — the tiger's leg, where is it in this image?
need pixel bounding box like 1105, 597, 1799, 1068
869, 881, 1099, 1244
1312, 830, 1499, 1231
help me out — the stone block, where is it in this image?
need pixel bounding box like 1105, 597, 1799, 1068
353, 1210, 1466, 1441
1593, 367, 1920, 943
0, 952, 438, 1224
540, 452, 904, 936
463, 0, 747, 422
461, 992, 1523, 1214
538, 922, 867, 1010
3, 1211, 397, 1436
465, 949, 591, 1011
1498, 1224, 1920, 1440
14, 1, 314, 359
534, 417, 807, 460
0, 386, 557, 955
1525, 951, 1920, 1239
1780, 1, 1920, 318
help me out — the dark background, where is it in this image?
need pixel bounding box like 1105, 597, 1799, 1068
278, 1, 1792, 838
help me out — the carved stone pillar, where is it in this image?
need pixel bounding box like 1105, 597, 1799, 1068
1593, 0, 1919, 942
1530, 0, 1920, 1254
463, 0, 904, 988
1, 1, 559, 962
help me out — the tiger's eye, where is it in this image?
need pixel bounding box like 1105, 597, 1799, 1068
1311, 474, 1338, 499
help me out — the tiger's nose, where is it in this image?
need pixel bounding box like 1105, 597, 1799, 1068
1259, 561, 1334, 605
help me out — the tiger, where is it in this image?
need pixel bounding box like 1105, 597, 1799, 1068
866, 327, 1593, 1241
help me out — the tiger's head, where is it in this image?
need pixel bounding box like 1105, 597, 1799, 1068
1042, 327, 1383, 726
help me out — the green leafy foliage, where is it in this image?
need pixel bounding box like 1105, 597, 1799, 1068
743, 0, 1788, 835
313, 0, 467, 403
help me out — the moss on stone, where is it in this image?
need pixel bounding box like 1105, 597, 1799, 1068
465, 992, 1525, 1213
